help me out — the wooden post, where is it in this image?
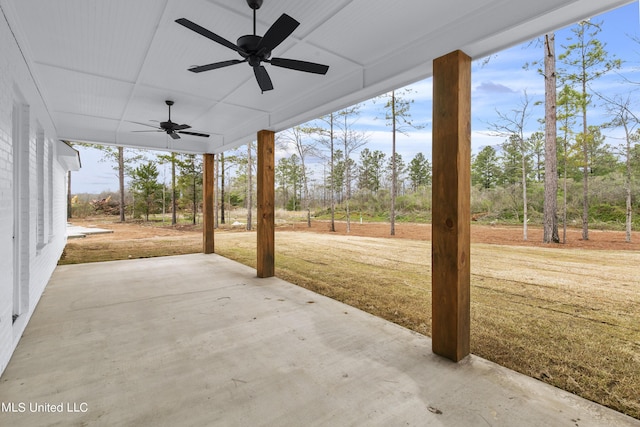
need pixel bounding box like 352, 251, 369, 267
432, 50, 471, 362
203, 153, 215, 254
257, 130, 275, 278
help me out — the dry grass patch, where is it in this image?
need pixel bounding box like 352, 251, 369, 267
60, 236, 203, 264
213, 231, 640, 419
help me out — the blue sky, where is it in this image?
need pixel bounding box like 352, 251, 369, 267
72, 2, 640, 194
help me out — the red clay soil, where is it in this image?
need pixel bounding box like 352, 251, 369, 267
70, 217, 640, 251
279, 220, 640, 251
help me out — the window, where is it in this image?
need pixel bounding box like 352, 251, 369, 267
36, 128, 45, 249
12, 101, 31, 321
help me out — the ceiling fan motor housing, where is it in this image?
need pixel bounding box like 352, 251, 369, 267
238, 35, 270, 60
246, 0, 263, 10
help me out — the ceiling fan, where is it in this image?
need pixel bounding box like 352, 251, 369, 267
132, 100, 209, 140
176, 0, 329, 93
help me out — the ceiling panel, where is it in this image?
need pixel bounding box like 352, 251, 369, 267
53, 112, 119, 142
2, 0, 633, 154
12, 0, 167, 82
192, 102, 268, 136
308, 0, 493, 66
35, 64, 133, 120
204, 0, 350, 40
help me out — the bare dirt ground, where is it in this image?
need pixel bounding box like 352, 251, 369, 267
69, 217, 640, 251
68, 219, 202, 241
279, 220, 640, 251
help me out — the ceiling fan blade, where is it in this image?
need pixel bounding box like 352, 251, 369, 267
170, 132, 181, 140
257, 14, 299, 54
178, 131, 210, 138
132, 130, 163, 133
254, 65, 274, 92
175, 18, 244, 54
270, 58, 329, 75
173, 124, 192, 131
189, 59, 245, 73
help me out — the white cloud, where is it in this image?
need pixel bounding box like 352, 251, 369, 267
475, 81, 516, 93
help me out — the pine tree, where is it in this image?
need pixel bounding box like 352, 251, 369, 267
408, 152, 432, 191
559, 20, 621, 240
376, 89, 423, 235
358, 148, 386, 193
176, 155, 203, 225
130, 162, 163, 221
471, 146, 500, 189
557, 84, 581, 243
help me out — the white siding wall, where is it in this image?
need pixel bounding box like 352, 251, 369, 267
0, 12, 13, 378
0, 9, 75, 376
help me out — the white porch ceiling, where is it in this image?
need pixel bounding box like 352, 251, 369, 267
1, 0, 632, 154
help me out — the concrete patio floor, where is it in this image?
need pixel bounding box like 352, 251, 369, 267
0, 254, 638, 426
66, 223, 114, 239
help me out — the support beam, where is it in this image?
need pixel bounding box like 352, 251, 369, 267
431, 50, 471, 362
203, 153, 215, 254
257, 130, 275, 278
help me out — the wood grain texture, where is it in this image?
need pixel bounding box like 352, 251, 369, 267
431, 50, 471, 362
257, 130, 275, 278
203, 153, 215, 254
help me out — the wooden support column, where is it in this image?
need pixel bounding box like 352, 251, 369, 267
257, 130, 275, 278
203, 153, 215, 254
432, 50, 471, 362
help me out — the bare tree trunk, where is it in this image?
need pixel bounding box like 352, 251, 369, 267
118, 146, 125, 222
171, 153, 177, 225
626, 182, 632, 242
192, 174, 197, 225
543, 33, 559, 243
304, 172, 311, 227
214, 155, 219, 228
521, 153, 528, 241
581, 78, 589, 240
563, 143, 568, 244
330, 113, 336, 232
67, 170, 72, 219
390, 90, 396, 236
220, 153, 225, 224
491, 94, 531, 241
296, 134, 312, 228
344, 130, 351, 233
247, 142, 253, 231
624, 123, 632, 243
345, 185, 351, 233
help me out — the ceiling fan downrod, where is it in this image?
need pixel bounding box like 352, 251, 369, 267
165, 100, 174, 122
247, 0, 262, 35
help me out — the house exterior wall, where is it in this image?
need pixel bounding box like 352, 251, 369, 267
0, 9, 77, 376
